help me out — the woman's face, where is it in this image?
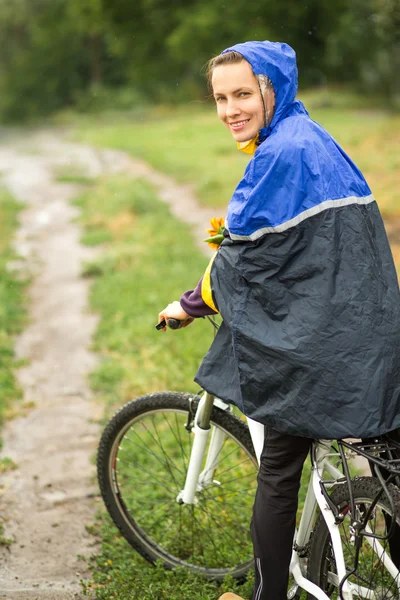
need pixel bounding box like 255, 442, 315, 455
212, 60, 274, 143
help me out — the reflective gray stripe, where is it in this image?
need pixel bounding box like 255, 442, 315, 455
255, 557, 263, 600
227, 194, 375, 241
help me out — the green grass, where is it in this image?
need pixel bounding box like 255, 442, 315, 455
54, 164, 96, 185
75, 176, 214, 409
0, 456, 18, 473
71, 89, 400, 216
0, 187, 26, 437
0, 522, 13, 547
81, 515, 254, 600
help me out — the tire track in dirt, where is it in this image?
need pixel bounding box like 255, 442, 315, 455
0, 133, 105, 599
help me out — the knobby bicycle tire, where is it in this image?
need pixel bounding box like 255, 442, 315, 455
97, 391, 258, 580
307, 476, 400, 599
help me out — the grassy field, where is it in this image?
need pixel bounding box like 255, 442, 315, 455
75, 176, 213, 408
0, 188, 26, 440
70, 89, 400, 216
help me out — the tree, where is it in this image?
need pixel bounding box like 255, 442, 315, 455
66, 0, 107, 86
327, 0, 400, 105
0, 0, 126, 119
0, 0, 90, 118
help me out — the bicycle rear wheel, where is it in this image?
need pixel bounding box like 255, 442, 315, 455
307, 476, 400, 599
97, 391, 258, 580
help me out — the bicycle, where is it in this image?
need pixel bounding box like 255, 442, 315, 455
97, 317, 400, 600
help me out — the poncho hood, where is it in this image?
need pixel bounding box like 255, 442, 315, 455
222, 40, 299, 133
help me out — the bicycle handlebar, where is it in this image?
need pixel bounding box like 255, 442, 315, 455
155, 318, 181, 330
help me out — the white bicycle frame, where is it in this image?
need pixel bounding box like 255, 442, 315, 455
177, 392, 400, 600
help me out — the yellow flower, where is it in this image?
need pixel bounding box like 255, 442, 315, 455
204, 216, 225, 250
206, 216, 225, 237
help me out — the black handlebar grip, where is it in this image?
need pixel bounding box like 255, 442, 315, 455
155, 318, 182, 330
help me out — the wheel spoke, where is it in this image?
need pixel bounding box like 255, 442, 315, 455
195, 498, 251, 540
211, 456, 257, 478
121, 429, 185, 479
150, 414, 186, 484
190, 509, 231, 565
115, 456, 177, 495
172, 412, 189, 469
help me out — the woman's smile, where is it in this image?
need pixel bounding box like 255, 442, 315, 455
229, 118, 251, 131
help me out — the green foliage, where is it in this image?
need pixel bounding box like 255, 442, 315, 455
0, 188, 27, 434
0, 0, 126, 120
0, 1, 86, 119
326, 0, 400, 105
72, 85, 146, 114
0, 0, 398, 121
103, 0, 348, 94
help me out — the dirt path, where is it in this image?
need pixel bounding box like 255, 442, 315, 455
0, 129, 213, 599
0, 129, 398, 597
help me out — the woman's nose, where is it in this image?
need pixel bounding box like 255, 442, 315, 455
226, 98, 240, 117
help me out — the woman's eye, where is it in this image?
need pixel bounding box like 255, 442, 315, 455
239, 92, 250, 97
215, 97, 225, 102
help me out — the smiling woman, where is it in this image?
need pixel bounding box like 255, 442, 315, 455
209, 53, 275, 153
157, 40, 400, 600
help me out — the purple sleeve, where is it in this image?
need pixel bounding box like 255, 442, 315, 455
180, 277, 218, 318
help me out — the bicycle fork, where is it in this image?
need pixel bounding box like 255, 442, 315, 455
176, 392, 229, 505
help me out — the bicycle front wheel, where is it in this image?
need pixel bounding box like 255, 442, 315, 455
97, 391, 258, 580
307, 476, 400, 599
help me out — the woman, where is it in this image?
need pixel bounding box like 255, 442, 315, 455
158, 41, 400, 600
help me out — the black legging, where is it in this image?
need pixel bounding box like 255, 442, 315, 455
250, 427, 311, 600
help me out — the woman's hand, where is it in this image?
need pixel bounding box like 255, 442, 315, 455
158, 301, 194, 331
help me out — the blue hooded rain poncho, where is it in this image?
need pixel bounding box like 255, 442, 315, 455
194, 41, 400, 439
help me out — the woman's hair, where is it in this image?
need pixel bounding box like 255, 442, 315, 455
206, 50, 274, 96
206, 51, 244, 92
